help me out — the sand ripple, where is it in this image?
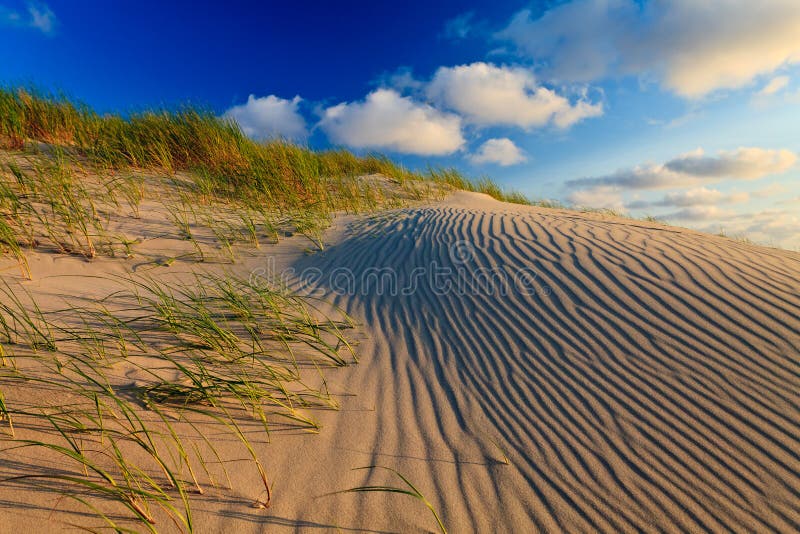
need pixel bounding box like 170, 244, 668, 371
288, 192, 800, 533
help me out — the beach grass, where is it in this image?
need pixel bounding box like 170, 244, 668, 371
0, 86, 534, 209
0, 267, 357, 530
341, 465, 448, 534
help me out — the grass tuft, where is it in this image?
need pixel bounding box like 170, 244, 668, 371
340, 465, 447, 534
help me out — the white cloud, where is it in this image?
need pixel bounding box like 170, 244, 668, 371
1, 1, 56, 33
498, 0, 800, 98
568, 164, 689, 191
224, 95, 307, 140
567, 147, 800, 248
426, 62, 602, 129
758, 75, 790, 96
697, 209, 800, 249
27, 1, 54, 33
665, 205, 733, 221
497, 2, 631, 83
664, 147, 796, 179
569, 147, 797, 190
469, 138, 527, 166
745, 211, 800, 244
567, 186, 624, 210
661, 187, 727, 207
628, 187, 749, 209
378, 67, 424, 93
318, 89, 464, 155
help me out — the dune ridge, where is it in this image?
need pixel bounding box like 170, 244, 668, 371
274, 191, 800, 533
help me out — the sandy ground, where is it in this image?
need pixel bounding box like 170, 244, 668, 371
1, 191, 799, 533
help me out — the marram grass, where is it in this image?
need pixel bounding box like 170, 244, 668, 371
0, 86, 534, 208
0, 270, 358, 531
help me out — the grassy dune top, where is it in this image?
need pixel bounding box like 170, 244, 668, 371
0, 87, 538, 209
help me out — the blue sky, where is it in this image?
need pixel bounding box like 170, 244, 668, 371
2, 0, 799, 249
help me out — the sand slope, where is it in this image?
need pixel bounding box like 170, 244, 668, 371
270, 191, 800, 533
2, 190, 799, 533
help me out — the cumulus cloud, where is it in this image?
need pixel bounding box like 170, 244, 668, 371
697, 209, 800, 249
664, 147, 797, 179
569, 147, 797, 191
377, 67, 424, 93
567, 186, 624, 210
469, 138, 527, 166
567, 147, 800, 248
664, 205, 734, 221
497, 0, 800, 98
497, 1, 631, 83
1, 1, 56, 33
661, 188, 729, 207
426, 62, 602, 129
569, 164, 689, 191
223, 95, 308, 140
27, 1, 54, 32
628, 187, 749, 210
318, 89, 464, 155
745, 211, 800, 243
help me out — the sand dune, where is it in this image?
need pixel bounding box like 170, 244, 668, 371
2, 191, 799, 533
268, 191, 800, 532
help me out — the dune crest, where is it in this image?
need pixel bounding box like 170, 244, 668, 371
278, 191, 800, 533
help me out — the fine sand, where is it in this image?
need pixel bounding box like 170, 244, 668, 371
2, 190, 799, 533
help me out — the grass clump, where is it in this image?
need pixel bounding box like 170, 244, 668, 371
0, 280, 56, 351
0, 216, 30, 278
425, 167, 538, 205
0, 269, 358, 530
340, 465, 447, 534
0, 152, 130, 263
0, 87, 88, 149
